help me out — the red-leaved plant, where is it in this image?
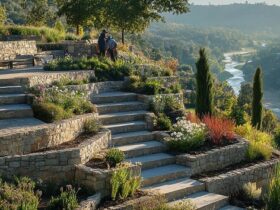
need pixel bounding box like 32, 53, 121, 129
202, 115, 235, 145
185, 112, 201, 124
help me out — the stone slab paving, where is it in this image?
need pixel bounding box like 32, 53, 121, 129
0, 118, 45, 130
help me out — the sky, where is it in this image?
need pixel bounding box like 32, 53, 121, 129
191, 0, 280, 5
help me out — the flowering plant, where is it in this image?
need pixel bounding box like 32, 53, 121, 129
167, 118, 207, 152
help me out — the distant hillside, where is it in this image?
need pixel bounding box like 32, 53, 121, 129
0, 0, 57, 24
164, 4, 280, 36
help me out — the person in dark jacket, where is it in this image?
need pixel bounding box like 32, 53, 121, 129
98, 29, 108, 57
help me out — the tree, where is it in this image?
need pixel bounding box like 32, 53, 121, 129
262, 109, 278, 133
57, 0, 102, 36
237, 82, 253, 114
251, 67, 263, 129
99, 0, 189, 44
195, 48, 214, 118
0, 5, 6, 26
26, 0, 50, 26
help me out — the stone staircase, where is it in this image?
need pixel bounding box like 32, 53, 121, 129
0, 78, 43, 131
93, 91, 243, 210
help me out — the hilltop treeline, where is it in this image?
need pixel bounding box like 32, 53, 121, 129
164, 4, 280, 36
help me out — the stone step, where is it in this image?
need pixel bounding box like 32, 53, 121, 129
99, 111, 147, 125
0, 104, 33, 119
112, 131, 155, 146
0, 117, 44, 131
103, 121, 147, 135
95, 101, 147, 114
169, 191, 228, 210
92, 92, 138, 104
116, 141, 166, 158
0, 86, 24, 94
127, 153, 175, 169
0, 78, 22, 86
142, 164, 191, 187
0, 94, 27, 105
143, 178, 205, 202
219, 206, 244, 210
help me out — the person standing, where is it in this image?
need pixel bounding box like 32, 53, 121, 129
107, 36, 118, 62
98, 29, 108, 57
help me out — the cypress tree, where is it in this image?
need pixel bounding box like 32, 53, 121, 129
251, 67, 263, 129
195, 48, 214, 118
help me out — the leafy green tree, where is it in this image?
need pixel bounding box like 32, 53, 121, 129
26, 0, 50, 26
251, 67, 263, 130
230, 105, 246, 125
0, 5, 6, 26
54, 20, 65, 34
262, 109, 278, 133
57, 0, 101, 36
99, 0, 189, 44
237, 82, 253, 114
195, 48, 214, 118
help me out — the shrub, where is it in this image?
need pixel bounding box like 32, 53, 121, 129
166, 118, 206, 152
0, 177, 40, 210
142, 80, 161, 95
47, 185, 79, 210
0, 25, 65, 43
110, 166, 141, 201
65, 33, 79, 41
154, 113, 172, 131
151, 95, 183, 116
266, 163, 280, 210
105, 148, 125, 168
274, 127, 280, 149
202, 116, 235, 145
246, 142, 272, 161
83, 118, 101, 135
136, 194, 196, 210
32, 102, 70, 123
32, 87, 94, 122
242, 182, 262, 201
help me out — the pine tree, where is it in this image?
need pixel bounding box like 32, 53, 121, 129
251, 67, 263, 129
195, 48, 214, 118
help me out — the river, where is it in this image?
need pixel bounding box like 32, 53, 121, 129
223, 51, 280, 118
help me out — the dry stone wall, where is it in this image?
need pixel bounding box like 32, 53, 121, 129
201, 158, 280, 196
0, 41, 37, 60
0, 130, 110, 182
176, 139, 249, 175
75, 164, 141, 198
0, 113, 98, 156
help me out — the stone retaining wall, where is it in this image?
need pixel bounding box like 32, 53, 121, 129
75, 164, 141, 198
0, 130, 110, 182
0, 113, 98, 156
176, 139, 249, 175
0, 41, 37, 60
201, 158, 280, 196
26, 71, 96, 88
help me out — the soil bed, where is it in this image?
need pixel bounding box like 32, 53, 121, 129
85, 157, 109, 169
98, 190, 147, 210
192, 154, 279, 180
34, 134, 91, 153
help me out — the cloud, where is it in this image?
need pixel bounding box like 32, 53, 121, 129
191, 0, 280, 5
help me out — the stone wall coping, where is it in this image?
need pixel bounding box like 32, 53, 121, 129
76, 193, 101, 210
177, 138, 249, 160
200, 158, 280, 182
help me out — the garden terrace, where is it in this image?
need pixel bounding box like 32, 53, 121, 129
0, 129, 110, 182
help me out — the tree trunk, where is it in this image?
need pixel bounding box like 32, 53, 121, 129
76, 25, 80, 36
121, 29, 125, 44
